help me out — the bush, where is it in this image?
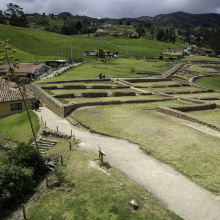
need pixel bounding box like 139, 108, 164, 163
8, 142, 46, 176
0, 164, 34, 199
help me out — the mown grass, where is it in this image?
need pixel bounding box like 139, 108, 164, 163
141, 86, 203, 93
45, 88, 140, 96
133, 81, 182, 87
189, 109, 220, 124
177, 92, 220, 99
0, 111, 40, 143
65, 94, 168, 103
72, 102, 220, 194
38, 58, 170, 83
196, 77, 220, 91
0, 24, 183, 65
27, 141, 181, 220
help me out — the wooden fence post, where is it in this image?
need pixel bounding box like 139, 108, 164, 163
46, 177, 49, 188
61, 155, 63, 166
22, 204, 27, 219
69, 142, 71, 151
57, 126, 58, 133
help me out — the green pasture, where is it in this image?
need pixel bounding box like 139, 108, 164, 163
0, 111, 40, 143
189, 109, 220, 124
141, 86, 203, 93
177, 92, 220, 99
38, 58, 170, 83
64, 94, 168, 103
72, 102, 220, 194
0, 24, 183, 65
196, 77, 220, 90
27, 141, 181, 220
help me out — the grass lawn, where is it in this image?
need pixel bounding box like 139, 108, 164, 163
64, 94, 169, 103
141, 86, 203, 93
72, 102, 220, 194
38, 58, 170, 83
0, 111, 40, 143
188, 109, 220, 124
196, 77, 220, 90
177, 92, 220, 99
45, 88, 140, 96
27, 141, 181, 220
133, 81, 182, 87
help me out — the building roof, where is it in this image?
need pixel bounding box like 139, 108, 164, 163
0, 79, 34, 103
0, 62, 50, 75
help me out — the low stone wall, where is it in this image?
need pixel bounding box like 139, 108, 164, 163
41, 86, 58, 89
63, 85, 86, 89
40, 79, 111, 84
53, 93, 75, 98
112, 91, 136, 96
165, 89, 214, 95
125, 78, 172, 83
91, 85, 112, 89
157, 106, 220, 132
64, 98, 176, 116
81, 92, 108, 97
29, 83, 65, 117
172, 103, 216, 112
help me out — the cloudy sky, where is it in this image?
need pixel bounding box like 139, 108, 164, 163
0, 0, 220, 18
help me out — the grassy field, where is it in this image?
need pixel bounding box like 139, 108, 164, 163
133, 80, 182, 87
196, 77, 220, 90
38, 58, 170, 83
72, 102, 220, 194
177, 92, 220, 99
64, 94, 169, 103
27, 141, 181, 220
0, 24, 184, 64
0, 111, 40, 143
189, 109, 220, 124
141, 86, 204, 93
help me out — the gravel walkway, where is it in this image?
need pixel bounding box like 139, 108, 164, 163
35, 107, 220, 220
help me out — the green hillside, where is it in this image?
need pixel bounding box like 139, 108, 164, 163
0, 24, 183, 63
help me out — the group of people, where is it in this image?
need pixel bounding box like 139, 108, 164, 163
33, 100, 40, 111
98, 73, 106, 79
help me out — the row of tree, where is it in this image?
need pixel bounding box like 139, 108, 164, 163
0, 3, 29, 27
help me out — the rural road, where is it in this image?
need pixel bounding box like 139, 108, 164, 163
36, 107, 220, 220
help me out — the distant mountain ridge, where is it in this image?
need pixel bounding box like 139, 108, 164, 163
137, 11, 220, 28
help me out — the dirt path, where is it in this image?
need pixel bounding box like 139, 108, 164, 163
35, 107, 220, 220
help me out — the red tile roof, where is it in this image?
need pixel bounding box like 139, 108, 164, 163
0, 79, 34, 102
0, 63, 46, 75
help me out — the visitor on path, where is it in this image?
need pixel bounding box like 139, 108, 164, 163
34, 100, 40, 111
99, 73, 102, 79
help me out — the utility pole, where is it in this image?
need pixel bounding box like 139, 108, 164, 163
127, 42, 128, 56
98, 41, 100, 58
70, 40, 73, 63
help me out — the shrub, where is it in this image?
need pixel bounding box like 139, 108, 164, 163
0, 164, 34, 199
7, 142, 46, 176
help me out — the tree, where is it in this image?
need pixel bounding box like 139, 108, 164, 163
5, 3, 29, 27
8, 142, 46, 176
0, 40, 38, 148
0, 10, 7, 24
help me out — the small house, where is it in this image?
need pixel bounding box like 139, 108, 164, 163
0, 79, 35, 118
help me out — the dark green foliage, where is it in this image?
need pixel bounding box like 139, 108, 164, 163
5, 3, 29, 28
0, 164, 34, 199
0, 10, 7, 24
7, 142, 46, 176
